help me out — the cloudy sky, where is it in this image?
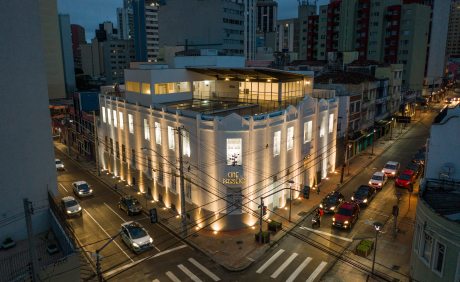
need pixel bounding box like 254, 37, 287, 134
58, 0, 328, 41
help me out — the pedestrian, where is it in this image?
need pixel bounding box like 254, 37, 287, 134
316, 185, 321, 195
114, 183, 118, 190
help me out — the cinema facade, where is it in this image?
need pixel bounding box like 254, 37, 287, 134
98, 63, 338, 230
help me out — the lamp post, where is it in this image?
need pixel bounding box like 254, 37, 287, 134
347, 143, 352, 176
371, 221, 383, 276
390, 118, 394, 140
371, 129, 376, 155
288, 180, 295, 222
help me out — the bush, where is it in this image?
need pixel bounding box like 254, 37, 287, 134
268, 221, 282, 232
355, 239, 374, 257
255, 231, 270, 243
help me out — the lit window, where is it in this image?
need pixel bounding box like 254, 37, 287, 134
287, 126, 294, 151
155, 122, 161, 145
227, 138, 242, 165
274, 131, 281, 156
141, 83, 151, 94
119, 112, 124, 130
102, 107, 106, 123
113, 110, 117, 128
168, 126, 175, 150
144, 119, 150, 141
128, 114, 134, 134
303, 121, 312, 143
421, 232, 433, 263
183, 131, 191, 157
154, 81, 191, 94
126, 81, 140, 93
433, 242, 445, 274
107, 109, 112, 125
329, 113, 334, 133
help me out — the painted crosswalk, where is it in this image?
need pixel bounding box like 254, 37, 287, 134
152, 257, 220, 282
256, 249, 328, 282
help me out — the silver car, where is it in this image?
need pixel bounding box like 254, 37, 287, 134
72, 181, 93, 197
120, 221, 153, 254
61, 196, 82, 217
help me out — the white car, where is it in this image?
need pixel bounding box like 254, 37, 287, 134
61, 196, 82, 217
382, 161, 400, 178
55, 159, 65, 171
368, 171, 387, 190
72, 181, 93, 197
120, 221, 153, 254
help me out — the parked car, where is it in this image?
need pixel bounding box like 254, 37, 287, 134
61, 196, 82, 217
118, 195, 143, 215
406, 162, 422, 178
382, 161, 400, 177
368, 171, 388, 191
395, 169, 417, 189
319, 191, 345, 214
412, 152, 425, 166
55, 159, 65, 171
72, 181, 93, 197
332, 201, 360, 230
351, 185, 376, 206
120, 221, 153, 254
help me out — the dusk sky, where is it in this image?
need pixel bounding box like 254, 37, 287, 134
57, 0, 329, 41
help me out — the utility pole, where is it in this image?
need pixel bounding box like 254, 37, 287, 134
24, 198, 39, 282
259, 197, 264, 243
340, 113, 349, 183
93, 111, 101, 176
95, 231, 122, 281
177, 126, 187, 237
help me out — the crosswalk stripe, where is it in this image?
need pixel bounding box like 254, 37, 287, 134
152, 279, 160, 282
166, 271, 180, 282
305, 261, 328, 282
178, 264, 202, 282
286, 257, 312, 282
270, 253, 298, 279
256, 249, 285, 274
188, 258, 220, 281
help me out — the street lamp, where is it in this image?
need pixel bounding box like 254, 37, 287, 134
390, 118, 394, 140
371, 129, 376, 155
347, 143, 352, 176
371, 221, 383, 276
288, 180, 295, 222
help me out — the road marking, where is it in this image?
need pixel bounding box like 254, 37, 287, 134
299, 226, 353, 242
286, 257, 312, 282
166, 271, 181, 282
270, 252, 298, 278
256, 249, 285, 274
104, 245, 187, 278
178, 264, 202, 282
152, 280, 160, 282
306, 261, 327, 282
59, 183, 68, 192
104, 202, 126, 222
188, 258, 220, 281
83, 209, 134, 262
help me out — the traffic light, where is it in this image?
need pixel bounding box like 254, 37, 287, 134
303, 185, 310, 199
149, 208, 158, 223
262, 205, 267, 216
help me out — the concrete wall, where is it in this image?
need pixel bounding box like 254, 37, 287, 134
58, 14, 76, 95
0, 0, 58, 240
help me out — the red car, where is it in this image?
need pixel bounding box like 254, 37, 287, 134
332, 201, 360, 230
395, 169, 417, 189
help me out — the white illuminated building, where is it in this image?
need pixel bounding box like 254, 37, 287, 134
98, 63, 338, 230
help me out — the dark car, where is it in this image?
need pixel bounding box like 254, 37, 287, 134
412, 152, 425, 166
332, 201, 360, 230
351, 185, 376, 206
319, 191, 345, 214
118, 196, 143, 215
406, 162, 422, 178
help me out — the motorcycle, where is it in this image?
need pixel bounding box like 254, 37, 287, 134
311, 212, 321, 228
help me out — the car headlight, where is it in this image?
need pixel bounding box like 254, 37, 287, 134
381, 170, 385, 173
77, 206, 82, 211
132, 243, 139, 248
378, 183, 382, 186
363, 199, 368, 203
344, 220, 349, 224
332, 217, 335, 221
368, 181, 372, 185
89, 189, 93, 193
392, 172, 396, 175
149, 238, 153, 243
319, 204, 323, 208
78, 191, 83, 194
351, 196, 354, 200
330, 206, 335, 210
66, 210, 72, 214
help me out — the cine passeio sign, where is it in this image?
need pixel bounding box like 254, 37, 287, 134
222, 172, 246, 185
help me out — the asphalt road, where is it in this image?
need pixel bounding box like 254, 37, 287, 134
55, 99, 446, 282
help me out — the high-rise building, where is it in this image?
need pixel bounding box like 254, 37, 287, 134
71, 24, 86, 70
38, 0, 67, 100
117, 0, 134, 40
158, 0, 255, 60
58, 14, 76, 94
297, 1, 316, 60
132, 0, 160, 62
256, 0, 277, 51
446, 1, 460, 58
1, 0, 58, 241
95, 21, 119, 42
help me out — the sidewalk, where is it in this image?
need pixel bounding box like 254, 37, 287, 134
54, 121, 415, 274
